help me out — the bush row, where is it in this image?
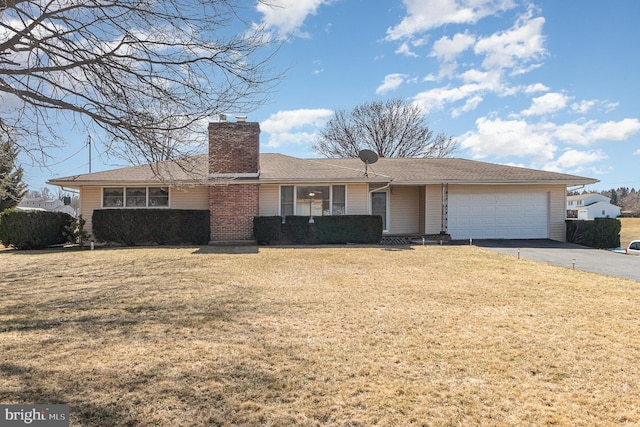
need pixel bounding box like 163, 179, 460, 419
566, 218, 621, 248
254, 215, 383, 245
92, 209, 210, 245
0, 210, 73, 249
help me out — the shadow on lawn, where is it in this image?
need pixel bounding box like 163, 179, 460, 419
0, 306, 289, 426
0, 298, 252, 425
0, 362, 130, 426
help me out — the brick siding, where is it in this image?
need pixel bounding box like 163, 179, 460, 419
208, 121, 260, 175
208, 121, 261, 242
209, 184, 259, 242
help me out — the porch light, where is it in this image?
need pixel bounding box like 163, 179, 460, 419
309, 192, 315, 224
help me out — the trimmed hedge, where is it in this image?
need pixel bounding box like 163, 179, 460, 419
314, 215, 383, 244
253, 215, 383, 245
0, 209, 74, 249
92, 209, 210, 245
566, 218, 621, 249
284, 216, 315, 244
253, 216, 283, 245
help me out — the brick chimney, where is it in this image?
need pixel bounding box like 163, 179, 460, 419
208, 121, 260, 176
208, 120, 260, 244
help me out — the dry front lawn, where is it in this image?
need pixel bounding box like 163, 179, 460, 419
620, 217, 640, 247
1, 245, 639, 426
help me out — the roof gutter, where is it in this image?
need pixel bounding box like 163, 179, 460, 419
567, 184, 586, 193
61, 187, 79, 194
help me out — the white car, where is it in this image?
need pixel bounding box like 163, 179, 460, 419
626, 240, 640, 255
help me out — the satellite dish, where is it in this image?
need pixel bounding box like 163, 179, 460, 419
358, 149, 379, 164
358, 149, 379, 177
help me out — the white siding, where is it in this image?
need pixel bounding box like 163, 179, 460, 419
259, 185, 280, 216
79, 186, 102, 237
548, 185, 568, 241
425, 184, 444, 235
171, 186, 209, 209
389, 186, 420, 234
346, 184, 368, 214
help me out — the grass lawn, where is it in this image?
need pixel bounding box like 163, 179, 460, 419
620, 217, 640, 248
1, 245, 639, 426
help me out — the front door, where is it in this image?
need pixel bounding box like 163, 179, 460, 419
371, 191, 388, 232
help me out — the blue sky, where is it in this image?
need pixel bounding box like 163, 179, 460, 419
23, 0, 640, 192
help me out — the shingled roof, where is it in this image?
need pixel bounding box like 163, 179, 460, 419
48, 153, 598, 187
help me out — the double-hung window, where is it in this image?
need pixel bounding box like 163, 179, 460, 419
280, 185, 345, 218
103, 187, 169, 208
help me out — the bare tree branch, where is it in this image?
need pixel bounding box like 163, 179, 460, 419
1, 0, 280, 167
313, 98, 458, 159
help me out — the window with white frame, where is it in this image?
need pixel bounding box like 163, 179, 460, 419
280, 185, 345, 217
103, 187, 169, 208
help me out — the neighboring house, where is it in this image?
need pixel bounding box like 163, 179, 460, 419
566, 193, 621, 219
17, 198, 77, 217
48, 120, 598, 243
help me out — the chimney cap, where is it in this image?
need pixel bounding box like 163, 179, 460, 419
218, 113, 227, 122
235, 115, 247, 122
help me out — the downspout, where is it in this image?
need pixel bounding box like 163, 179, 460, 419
368, 181, 392, 194
368, 181, 393, 233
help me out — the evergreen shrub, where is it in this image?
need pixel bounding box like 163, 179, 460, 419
92, 209, 210, 245
253, 215, 383, 245
0, 209, 73, 249
253, 216, 282, 244
566, 218, 621, 248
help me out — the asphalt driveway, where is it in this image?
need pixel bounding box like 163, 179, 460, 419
474, 239, 640, 282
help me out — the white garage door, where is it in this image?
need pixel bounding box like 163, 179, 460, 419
448, 192, 549, 239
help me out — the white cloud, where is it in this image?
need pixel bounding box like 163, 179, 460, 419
635, 149, 640, 156
552, 122, 589, 145
459, 68, 502, 88
413, 70, 503, 114
256, 0, 331, 39
460, 115, 640, 171
553, 118, 640, 146
459, 117, 557, 162
376, 73, 408, 94
587, 118, 640, 142
395, 41, 419, 57
452, 95, 483, 117
413, 83, 483, 114
520, 92, 569, 116
604, 102, 620, 112
386, 0, 516, 40
571, 99, 597, 114
474, 13, 546, 72
523, 83, 550, 93
261, 109, 333, 148
312, 60, 324, 75
543, 149, 605, 173
431, 32, 476, 62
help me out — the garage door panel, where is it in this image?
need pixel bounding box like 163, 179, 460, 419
448, 192, 548, 239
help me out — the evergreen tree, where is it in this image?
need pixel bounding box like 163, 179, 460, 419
0, 140, 28, 212
610, 188, 618, 205
621, 187, 629, 198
